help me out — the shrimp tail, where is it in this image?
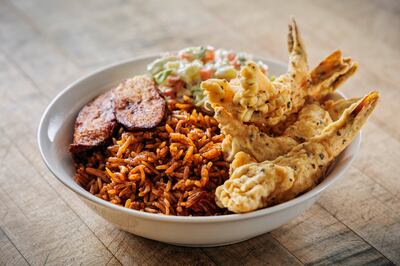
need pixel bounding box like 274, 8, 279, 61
323, 97, 361, 121
287, 17, 308, 75
318, 91, 379, 156
309, 50, 358, 99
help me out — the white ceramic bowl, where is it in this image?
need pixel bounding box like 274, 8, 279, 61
38, 55, 360, 247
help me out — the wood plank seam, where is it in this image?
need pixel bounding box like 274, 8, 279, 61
198, 250, 219, 266
352, 164, 400, 202
263, 235, 305, 265
0, 49, 48, 98
0, 184, 30, 222
308, 245, 392, 266
316, 202, 395, 264
0, 128, 124, 266
0, 226, 31, 266
5, 0, 81, 69
0, 124, 120, 262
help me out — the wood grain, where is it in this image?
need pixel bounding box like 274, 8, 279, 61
0, 138, 116, 265
0, 227, 29, 266
0, 0, 399, 265
203, 234, 302, 266
272, 205, 392, 265
318, 166, 400, 264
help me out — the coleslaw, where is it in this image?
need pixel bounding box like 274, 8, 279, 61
147, 46, 269, 112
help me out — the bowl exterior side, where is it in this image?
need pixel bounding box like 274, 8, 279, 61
38, 55, 360, 246
81, 194, 318, 246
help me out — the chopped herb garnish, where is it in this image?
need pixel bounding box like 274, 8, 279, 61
238, 55, 247, 65
195, 46, 207, 59
154, 69, 172, 84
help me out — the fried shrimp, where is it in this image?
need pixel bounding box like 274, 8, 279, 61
282, 103, 332, 140
203, 78, 333, 163
212, 102, 333, 163
215, 107, 298, 162
215, 92, 379, 213
232, 18, 309, 126
71, 17, 380, 217
202, 19, 357, 129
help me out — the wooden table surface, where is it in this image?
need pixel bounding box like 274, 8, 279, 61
1, 0, 399, 265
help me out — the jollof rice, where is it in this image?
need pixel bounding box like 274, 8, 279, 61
73, 96, 229, 215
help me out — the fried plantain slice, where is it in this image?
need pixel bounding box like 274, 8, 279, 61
114, 76, 166, 130
70, 90, 116, 153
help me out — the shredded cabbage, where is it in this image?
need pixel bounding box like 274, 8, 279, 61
147, 47, 270, 111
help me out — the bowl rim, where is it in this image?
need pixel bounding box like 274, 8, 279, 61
37, 53, 361, 223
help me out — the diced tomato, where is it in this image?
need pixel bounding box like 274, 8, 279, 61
232, 60, 241, 69
166, 75, 180, 85
163, 88, 176, 98
165, 75, 185, 95
203, 49, 215, 63
227, 51, 236, 61
180, 52, 193, 61
174, 80, 185, 91
200, 68, 214, 80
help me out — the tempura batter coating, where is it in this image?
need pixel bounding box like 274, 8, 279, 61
283, 103, 332, 141
215, 92, 379, 213
202, 19, 358, 128
215, 103, 333, 162
215, 107, 298, 162
232, 18, 309, 126
203, 79, 333, 162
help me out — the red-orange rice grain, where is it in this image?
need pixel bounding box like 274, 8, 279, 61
73, 99, 229, 216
